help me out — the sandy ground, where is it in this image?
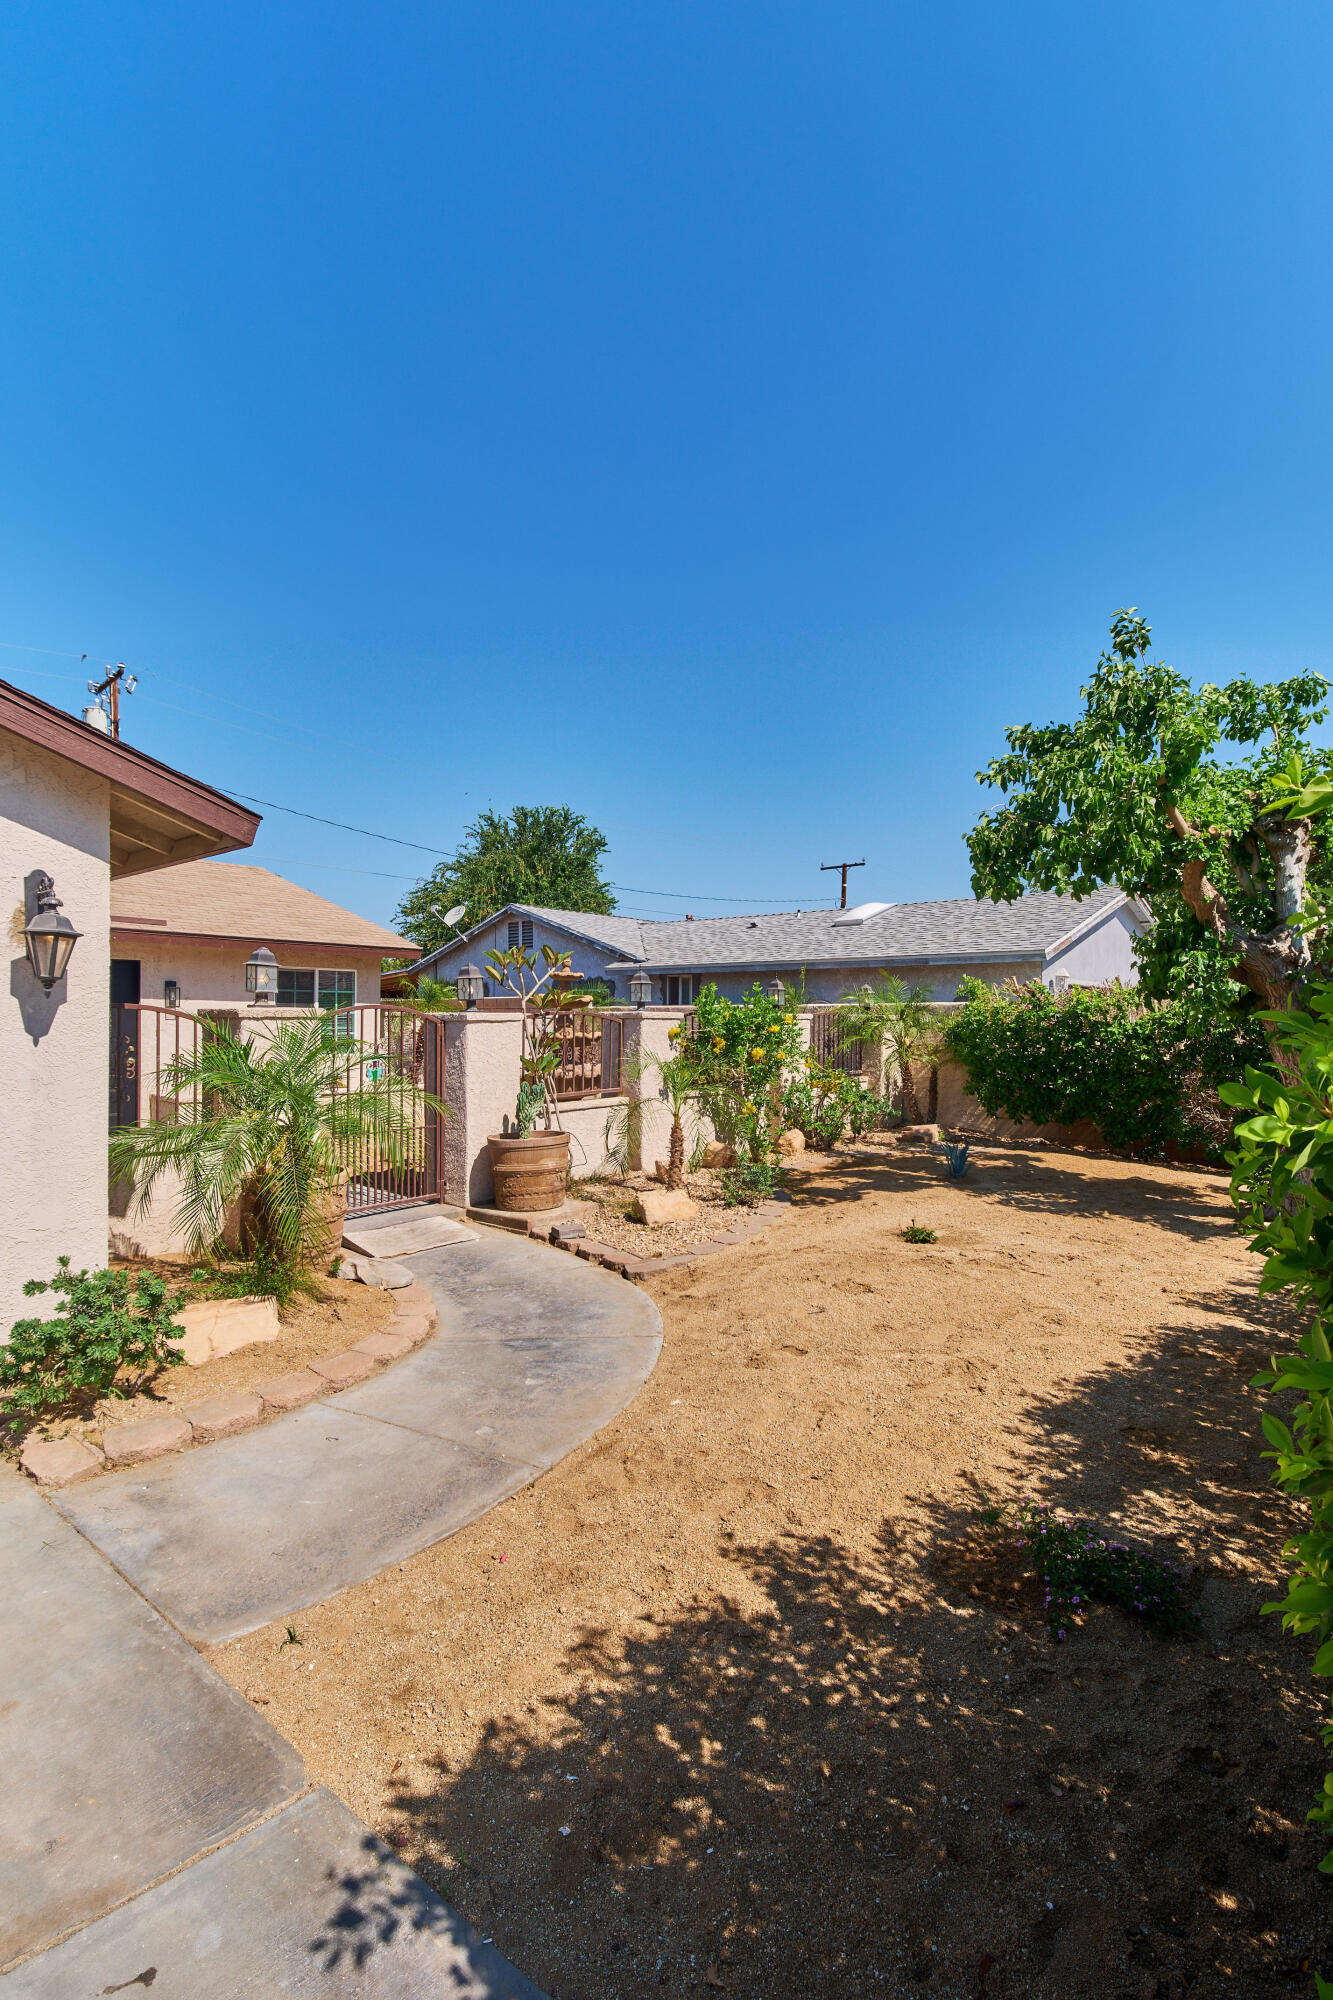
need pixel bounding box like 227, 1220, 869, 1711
210, 1144, 1328, 1999
16, 1268, 395, 1448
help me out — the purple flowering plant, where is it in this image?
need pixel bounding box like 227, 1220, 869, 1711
1010, 1499, 1198, 1641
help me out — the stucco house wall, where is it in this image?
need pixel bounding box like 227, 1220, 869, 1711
1045, 904, 1144, 987
0, 736, 112, 1333
114, 934, 387, 1014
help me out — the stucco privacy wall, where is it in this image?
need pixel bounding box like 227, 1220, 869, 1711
0, 735, 111, 1337
114, 936, 386, 1013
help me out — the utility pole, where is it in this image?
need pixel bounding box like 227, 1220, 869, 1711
86, 663, 137, 740
821, 857, 865, 909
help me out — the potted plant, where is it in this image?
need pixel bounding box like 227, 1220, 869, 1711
484, 945, 574, 1211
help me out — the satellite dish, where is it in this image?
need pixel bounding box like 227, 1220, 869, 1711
442, 904, 467, 929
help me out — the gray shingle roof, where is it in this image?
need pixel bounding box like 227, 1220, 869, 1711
399, 886, 1130, 978
605, 885, 1130, 972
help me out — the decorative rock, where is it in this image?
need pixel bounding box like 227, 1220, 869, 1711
346, 1255, 414, 1291
351, 1328, 416, 1362
309, 1349, 377, 1389
20, 1435, 105, 1488
182, 1392, 264, 1441
257, 1369, 325, 1412
172, 1296, 280, 1366
652, 1160, 670, 1183
701, 1141, 736, 1168
777, 1128, 806, 1156
897, 1123, 942, 1147
102, 1413, 193, 1466
550, 1221, 586, 1244
630, 1188, 698, 1225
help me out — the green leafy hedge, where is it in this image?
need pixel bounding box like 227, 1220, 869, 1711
942, 977, 1265, 1155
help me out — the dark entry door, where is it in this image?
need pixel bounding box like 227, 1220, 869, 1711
109, 960, 141, 1130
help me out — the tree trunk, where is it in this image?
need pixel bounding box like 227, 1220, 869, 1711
1174, 804, 1315, 1013
666, 1112, 685, 1191
897, 1044, 922, 1124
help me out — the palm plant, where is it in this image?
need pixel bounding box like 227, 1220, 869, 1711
837, 976, 940, 1125
108, 1015, 440, 1278
400, 974, 458, 1012
604, 1049, 704, 1189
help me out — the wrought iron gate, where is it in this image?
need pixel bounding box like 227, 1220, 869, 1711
340, 1004, 447, 1217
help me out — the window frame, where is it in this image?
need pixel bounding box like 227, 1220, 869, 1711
274, 966, 358, 1010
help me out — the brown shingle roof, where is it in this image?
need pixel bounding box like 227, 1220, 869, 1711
111, 860, 413, 953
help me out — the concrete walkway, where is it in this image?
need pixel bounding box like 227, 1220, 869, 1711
0, 1227, 662, 1994
51, 1229, 661, 1643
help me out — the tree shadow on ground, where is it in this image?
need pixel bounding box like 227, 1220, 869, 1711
380, 1294, 1328, 2000
792, 1145, 1235, 1245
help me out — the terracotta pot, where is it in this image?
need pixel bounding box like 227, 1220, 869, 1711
487, 1130, 570, 1212
223, 1173, 348, 1268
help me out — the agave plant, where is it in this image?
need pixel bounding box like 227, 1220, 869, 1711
108, 1014, 441, 1278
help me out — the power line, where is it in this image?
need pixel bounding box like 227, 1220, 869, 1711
225, 792, 451, 854
611, 882, 830, 905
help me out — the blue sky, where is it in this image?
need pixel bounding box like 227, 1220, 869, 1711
3, 4, 1332, 930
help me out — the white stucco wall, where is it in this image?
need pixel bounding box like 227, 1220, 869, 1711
0, 734, 111, 1338
112, 934, 385, 1013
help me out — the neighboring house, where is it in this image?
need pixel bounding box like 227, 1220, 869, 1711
110, 860, 413, 1017
392, 885, 1146, 1004
0, 678, 259, 1334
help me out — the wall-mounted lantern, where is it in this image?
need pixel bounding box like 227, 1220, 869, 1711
23, 875, 81, 990
766, 976, 786, 1004
456, 962, 484, 1008
163, 979, 181, 1010
628, 969, 652, 1008
245, 945, 278, 1001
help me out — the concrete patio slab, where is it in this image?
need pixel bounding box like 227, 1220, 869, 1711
0, 1484, 304, 1970
337, 1330, 664, 1469
343, 1211, 477, 1258
51, 1404, 537, 1644
0, 1788, 545, 1998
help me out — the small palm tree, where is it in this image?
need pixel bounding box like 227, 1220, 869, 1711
837, 976, 940, 1124
604, 1048, 704, 1189
108, 1015, 440, 1278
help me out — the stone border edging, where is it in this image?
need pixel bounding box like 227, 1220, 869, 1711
525, 1189, 794, 1276
19, 1280, 439, 1491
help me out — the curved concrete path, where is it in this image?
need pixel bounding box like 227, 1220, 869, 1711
1, 1230, 661, 1995
51, 1229, 662, 1644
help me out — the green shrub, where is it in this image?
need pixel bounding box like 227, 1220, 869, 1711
686, 985, 804, 1163
719, 1159, 785, 1206
782, 1059, 881, 1150
1013, 1499, 1197, 1641
943, 977, 1265, 1156
901, 1221, 937, 1243
1, 1258, 185, 1426
1223, 987, 1333, 1877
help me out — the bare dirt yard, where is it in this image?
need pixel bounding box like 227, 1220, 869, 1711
211, 1143, 1329, 1999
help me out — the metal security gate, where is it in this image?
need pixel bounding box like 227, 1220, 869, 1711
341, 1004, 447, 1217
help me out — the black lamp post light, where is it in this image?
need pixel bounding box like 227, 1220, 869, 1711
456, 962, 484, 1008
629, 969, 653, 1008
245, 945, 278, 1002
23, 875, 81, 991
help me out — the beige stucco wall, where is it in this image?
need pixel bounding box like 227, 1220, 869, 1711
0, 733, 111, 1338
112, 934, 384, 1013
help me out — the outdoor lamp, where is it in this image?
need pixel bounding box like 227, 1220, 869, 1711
457, 962, 484, 1008
766, 976, 786, 1004
23, 875, 81, 990
163, 979, 181, 1010
245, 945, 278, 1000
629, 969, 652, 1008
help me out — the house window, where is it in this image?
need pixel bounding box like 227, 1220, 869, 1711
507, 919, 534, 950
663, 975, 695, 1006
276, 968, 357, 1009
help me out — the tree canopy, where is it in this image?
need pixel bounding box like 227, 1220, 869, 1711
967, 610, 1333, 1014
394, 805, 615, 957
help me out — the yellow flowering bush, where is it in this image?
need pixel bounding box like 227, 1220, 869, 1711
685, 983, 805, 1164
